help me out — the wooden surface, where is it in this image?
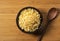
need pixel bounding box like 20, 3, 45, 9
0, 0, 60, 41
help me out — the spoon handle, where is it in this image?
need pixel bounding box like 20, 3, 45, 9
38, 29, 46, 41
38, 22, 49, 41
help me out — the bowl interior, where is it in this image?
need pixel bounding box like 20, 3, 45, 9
16, 7, 43, 34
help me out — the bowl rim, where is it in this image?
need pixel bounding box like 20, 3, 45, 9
16, 6, 43, 34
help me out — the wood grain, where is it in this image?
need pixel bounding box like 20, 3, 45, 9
0, 0, 60, 41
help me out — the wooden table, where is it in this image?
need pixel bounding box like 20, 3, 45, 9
0, 0, 60, 41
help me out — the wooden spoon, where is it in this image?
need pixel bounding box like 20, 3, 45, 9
38, 8, 58, 41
